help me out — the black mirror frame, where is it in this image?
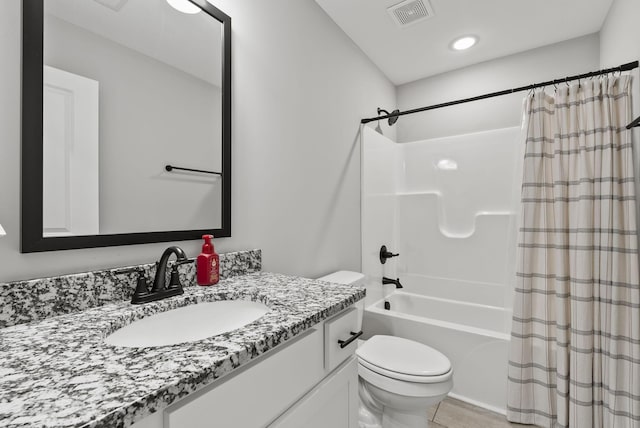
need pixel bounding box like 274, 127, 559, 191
21, 0, 232, 253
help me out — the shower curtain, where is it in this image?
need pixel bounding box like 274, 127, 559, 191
507, 76, 640, 428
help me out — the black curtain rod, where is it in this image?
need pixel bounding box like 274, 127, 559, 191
361, 60, 639, 124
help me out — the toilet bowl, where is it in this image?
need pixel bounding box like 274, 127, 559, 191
357, 335, 453, 428
318, 271, 453, 428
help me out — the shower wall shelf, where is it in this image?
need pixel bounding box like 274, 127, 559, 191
396, 192, 514, 239
397, 194, 513, 284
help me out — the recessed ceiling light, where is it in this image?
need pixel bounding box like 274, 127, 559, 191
451, 36, 477, 51
167, 0, 201, 14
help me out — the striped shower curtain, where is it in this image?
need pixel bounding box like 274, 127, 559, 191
507, 76, 640, 428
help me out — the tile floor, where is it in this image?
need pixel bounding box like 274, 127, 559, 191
427, 398, 529, 428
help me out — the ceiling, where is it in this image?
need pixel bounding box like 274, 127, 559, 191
45, 0, 222, 86
314, 0, 614, 85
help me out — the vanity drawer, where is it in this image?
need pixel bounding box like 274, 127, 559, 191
324, 307, 360, 372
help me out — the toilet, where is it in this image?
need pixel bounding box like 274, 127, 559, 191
318, 271, 453, 428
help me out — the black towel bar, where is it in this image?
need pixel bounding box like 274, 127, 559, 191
165, 165, 222, 176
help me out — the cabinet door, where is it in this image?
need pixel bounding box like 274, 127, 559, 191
165, 328, 324, 428
269, 356, 359, 428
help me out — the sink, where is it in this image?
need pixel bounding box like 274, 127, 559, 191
104, 300, 270, 348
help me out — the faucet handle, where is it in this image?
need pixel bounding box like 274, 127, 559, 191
134, 270, 149, 292
131, 270, 150, 304
168, 265, 182, 290
167, 259, 191, 289
379, 245, 400, 264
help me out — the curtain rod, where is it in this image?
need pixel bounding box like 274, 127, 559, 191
361, 60, 639, 124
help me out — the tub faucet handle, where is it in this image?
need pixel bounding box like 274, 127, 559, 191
382, 277, 403, 289
379, 245, 399, 264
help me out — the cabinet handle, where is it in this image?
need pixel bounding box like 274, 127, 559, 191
338, 331, 363, 349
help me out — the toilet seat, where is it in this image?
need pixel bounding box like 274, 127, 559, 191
358, 358, 452, 384
358, 360, 453, 398
356, 335, 452, 383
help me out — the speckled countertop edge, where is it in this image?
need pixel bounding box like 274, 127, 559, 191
0, 272, 365, 428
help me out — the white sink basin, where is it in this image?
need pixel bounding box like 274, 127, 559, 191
104, 300, 270, 348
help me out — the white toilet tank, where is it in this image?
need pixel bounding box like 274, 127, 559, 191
317, 271, 366, 332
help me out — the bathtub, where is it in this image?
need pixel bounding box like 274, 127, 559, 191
362, 290, 511, 414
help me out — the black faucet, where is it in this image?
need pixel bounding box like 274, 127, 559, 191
382, 277, 403, 289
131, 246, 190, 304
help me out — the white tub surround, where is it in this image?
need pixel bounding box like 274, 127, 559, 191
361, 125, 523, 414
0, 272, 365, 428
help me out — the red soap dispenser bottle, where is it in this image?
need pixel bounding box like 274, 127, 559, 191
197, 234, 219, 286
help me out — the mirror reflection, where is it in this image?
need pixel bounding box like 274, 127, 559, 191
42, 0, 223, 237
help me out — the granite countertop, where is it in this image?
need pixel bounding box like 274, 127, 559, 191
0, 272, 365, 428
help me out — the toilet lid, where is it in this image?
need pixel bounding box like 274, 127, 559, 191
356, 335, 451, 377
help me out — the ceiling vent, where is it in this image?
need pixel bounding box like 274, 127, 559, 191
92, 0, 129, 12
387, 0, 435, 28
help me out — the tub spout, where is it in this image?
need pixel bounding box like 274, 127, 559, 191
382, 277, 403, 289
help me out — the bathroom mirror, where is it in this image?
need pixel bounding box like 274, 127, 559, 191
21, 0, 231, 252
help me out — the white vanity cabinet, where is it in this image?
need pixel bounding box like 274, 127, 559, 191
131, 306, 360, 428
268, 356, 359, 428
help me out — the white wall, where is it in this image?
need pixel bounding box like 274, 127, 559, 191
599, 0, 640, 68
396, 34, 600, 143
0, 0, 395, 282
599, 0, 640, 240
600, 0, 639, 146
